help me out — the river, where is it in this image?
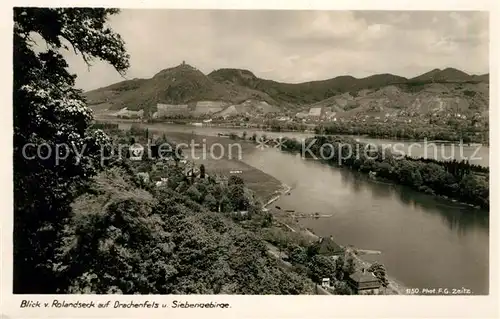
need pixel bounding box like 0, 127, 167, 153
117, 122, 489, 167
117, 122, 490, 294
241, 149, 489, 295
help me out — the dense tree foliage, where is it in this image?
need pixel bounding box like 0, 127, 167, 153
367, 263, 389, 288
199, 164, 206, 178
13, 8, 129, 293
52, 167, 314, 294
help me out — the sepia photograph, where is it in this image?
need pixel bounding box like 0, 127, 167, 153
6, 3, 496, 313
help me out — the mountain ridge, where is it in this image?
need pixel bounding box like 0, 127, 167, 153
85, 63, 489, 118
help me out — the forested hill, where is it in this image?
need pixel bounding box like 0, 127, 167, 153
51, 165, 316, 294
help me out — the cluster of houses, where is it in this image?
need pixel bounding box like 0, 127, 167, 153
111, 97, 482, 131
316, 236, 382, 295
129, 141, 234, 189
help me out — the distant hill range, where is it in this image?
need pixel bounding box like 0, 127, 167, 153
85, 63, 489, 119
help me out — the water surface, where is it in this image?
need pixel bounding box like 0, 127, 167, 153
242, 149, 489, 294
118, 123, 489, 167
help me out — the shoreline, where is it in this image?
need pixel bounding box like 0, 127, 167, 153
263, 183, 406, 295
275, 142, 488, 210
349, 168, 485, 210
95, 117, 488, 145
264, 184, 292, 208
298, 227, 407, 295
94, 118, 488, 146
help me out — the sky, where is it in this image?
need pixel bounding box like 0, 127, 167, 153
62, 10, 489, 91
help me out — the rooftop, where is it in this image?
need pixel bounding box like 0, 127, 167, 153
349, 271, 380, 284
317, 236, 343, 255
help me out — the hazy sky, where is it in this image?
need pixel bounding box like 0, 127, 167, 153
63, 10, 489, 91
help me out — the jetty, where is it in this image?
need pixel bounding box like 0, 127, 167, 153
288, 212, 334, 219
355, 249, 382, 255
263, 184, 292, 208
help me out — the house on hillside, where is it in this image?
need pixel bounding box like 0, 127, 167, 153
348, 269, 381, 295
317, 236, 344, 256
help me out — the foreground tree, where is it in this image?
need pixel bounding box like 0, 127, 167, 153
367, 262, 389, 288
199, 164, 206, 178
13, 8, 129, 293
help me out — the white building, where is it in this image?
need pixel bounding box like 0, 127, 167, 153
295, 112, 309, 119
321, 278, 331, 288
113, 108, 144, 119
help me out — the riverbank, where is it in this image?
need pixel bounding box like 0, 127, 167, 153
264, 184, 292, 208
277, 221, 406, 295
258, 179, 404, 295
116, 125, 486, 211
150, 131, 283, 202
274, 136, 489, 210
